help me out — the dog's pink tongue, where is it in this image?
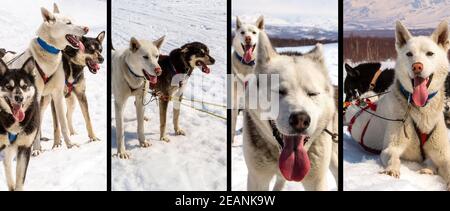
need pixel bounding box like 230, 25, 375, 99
279, 135, 310, 182
77, 40, 85, 52
243, 47, 253, 63
412, 76, 429, 107
12, 104, 25, 122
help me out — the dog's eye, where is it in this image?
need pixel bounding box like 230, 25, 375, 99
143, 55, 149, 60
252, 31, 256, 35
6, 85, 13, 90
240, 31, 245, 35
155, 55, 159, 59
21, 84, 27, 89
279, 88, 287, 96
426, 51, 434, 56
66, 21, 72, 25
406, 52, 413, 57
308, 92, 320, 97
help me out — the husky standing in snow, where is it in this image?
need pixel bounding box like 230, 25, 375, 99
345, 21, 450, 190
0, 58, 39, 191
112, 36, 165, 159
3, 4, 89, 155
243, 31, 338, 191
231, 16, 264, 143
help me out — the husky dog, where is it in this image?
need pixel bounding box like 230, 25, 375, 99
112, 36, 165, 159
231, 16, 264, 142
0, 58, 39, 191
4, 4, 88, 155
155, 42, 215, 142
49, 31, 105, 143
243, 31, 338, 191
346, 21, 450, 190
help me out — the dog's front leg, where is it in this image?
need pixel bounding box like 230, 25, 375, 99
75, 90, 99, 142
302, 135, 333, 191
380, 122, 408, 178
3, 145, 17, 191
114, 100, 129, 159
424, 121, 450, 190
15, 145, 32, 191
50, 99, 62, 148
65, 93, 77, 135
159, 99, 170, 142
135, 95, 151, 147
173, 93, 185, 136
52, 91, 77, 148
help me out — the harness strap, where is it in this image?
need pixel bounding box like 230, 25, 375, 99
234, 51, 255, 66
269, 120, 284, 148
8, 132, 17, 144
369, 69, 382, 91
348, 100, 381, 154
413, 122, 435, 160
65, 78, 77, 97
35, 61, 53, 84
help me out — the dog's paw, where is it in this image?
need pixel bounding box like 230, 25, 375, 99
70, 131, 78, 136
144, 116, 150, 121
31, 150, 42, 157
380, 168, 400, 178
139, 140, 152, 148
160, 136, 170, 142
175, 128, 186, 136
66, 143, 80, 149
88, 137, 101, 142
117, 152, 130, 159
418, 168, 435, 175
52, 143, 62, 149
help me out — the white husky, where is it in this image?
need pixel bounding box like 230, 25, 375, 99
231, 16, 264, 142
112, 36, 165, 159
243, 31, 338, 191
4, 4, 88, 155
345, 21, 450, 190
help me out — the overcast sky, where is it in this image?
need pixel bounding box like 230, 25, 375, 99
232, 0, 337, 18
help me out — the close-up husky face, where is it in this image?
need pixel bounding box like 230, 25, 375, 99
395, 21, 449, 106
180, 42, 215, 74
234, 16, 264, 63
64, 31, 105, 74
255, 31, 334, 181
38, 4, 89, 50
125, 36, 165, 85
0, 58, 36, 123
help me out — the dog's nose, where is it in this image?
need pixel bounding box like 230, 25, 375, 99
83, 27, 89, 33
209, 57, 215, 64
289, 112, 311, 133
14, 96, 23, 103
154, 67, 161, 75
98, 56, 104, 63
412, 62, 423, 74
245, 36, 251, 43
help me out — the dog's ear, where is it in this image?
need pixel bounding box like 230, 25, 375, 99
236, 16, 242, 29
41, 7, 55, 23
21, 57, 36, 76
130, 37, 141, 52
431, 21, 449, 50
0, 59, 7, 76
53, 3, 60, 14
395, 21, 412, 50
345, 63, 359, 77
97, 31, 106, 44
256, 15, 264, 30
256, 31, 277, 67
153, 35, 165, 50
304, 43, 324, 64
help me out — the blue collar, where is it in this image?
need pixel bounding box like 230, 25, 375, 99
8, 132, 17, 144
399, 82, 437, 107
234, 51, 255, 66
37, 37, 60, 55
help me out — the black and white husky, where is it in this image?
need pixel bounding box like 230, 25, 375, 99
0, 58, 39, 191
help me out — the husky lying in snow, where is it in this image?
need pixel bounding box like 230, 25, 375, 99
243, 31, 338, 191
345, 21, 450, 190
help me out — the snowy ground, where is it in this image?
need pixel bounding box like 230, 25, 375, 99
111, 0, 227, 191
0, 0, 107, 190
344, 60, 449, 191
232, 43, 339, 191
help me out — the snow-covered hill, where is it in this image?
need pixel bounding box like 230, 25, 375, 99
0, 0, 107, 191
111, 0, 227, 191
344, 0, 450, 30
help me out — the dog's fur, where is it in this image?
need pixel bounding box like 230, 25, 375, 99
231, 16, 264, 142
112, 36, 165, 159
155, 42, 215, 142
0, 58, 39, 191
4, 4, 88, 155
243, 31, 338, 191
345, 21, 450, 190
49, 31, 105, 143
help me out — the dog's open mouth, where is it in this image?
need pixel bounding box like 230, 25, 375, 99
143, 69, 158, 85
410, 74, 433, 107
196, 61, 210, 74
5, 98, 25, 122
86, 58, 100, 74
278, 134, 311, 182
65, 35, 85, 51
241, 43, 256, 63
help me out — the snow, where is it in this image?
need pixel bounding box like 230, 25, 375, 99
344, 0, 450, 30
0, 0, 106, 190
343, 60, 449, 191
111, 0, 227, 191
232, 43, 339, 191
